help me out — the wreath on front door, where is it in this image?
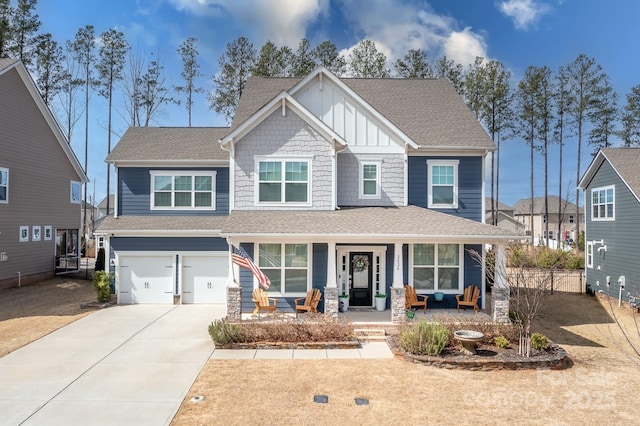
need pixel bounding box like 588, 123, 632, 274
352, 255, 369, 272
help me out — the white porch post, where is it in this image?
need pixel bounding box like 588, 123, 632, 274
492, 243, 510, 322
324, 242, 339, 316
392, 242, 404, 288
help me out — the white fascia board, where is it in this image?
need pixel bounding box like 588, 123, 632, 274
102, 229, 223, 237
578, 151, 605, 190
410, 147, 495, 155
10, 61, 88, 183
288, 67, 420, 150
110, 160, 229, 167
599, 153, 640, 204
220, 232, 523, 244
220, 91, 347, 148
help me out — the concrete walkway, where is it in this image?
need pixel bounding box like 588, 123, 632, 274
0, 305, 394, 426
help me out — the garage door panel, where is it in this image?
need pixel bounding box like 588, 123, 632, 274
118, 255, 174, 304
182, 255, 228, 304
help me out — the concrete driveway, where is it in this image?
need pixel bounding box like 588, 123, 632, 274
0, 304, 225, 426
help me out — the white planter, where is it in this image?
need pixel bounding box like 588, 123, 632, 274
339, 296, 349, 312
375, 295, 386, 311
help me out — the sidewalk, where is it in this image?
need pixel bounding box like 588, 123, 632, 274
210, 341, 394, 360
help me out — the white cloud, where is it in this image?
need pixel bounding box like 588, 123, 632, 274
498, 0, 550, 30
444, 28, 487, 65
167, 0, 328, 46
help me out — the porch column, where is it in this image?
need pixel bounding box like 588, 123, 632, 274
226, 240, 242, 321
324, 242, 339, 317
492, 244, 510, 323
391, 242, 406, 323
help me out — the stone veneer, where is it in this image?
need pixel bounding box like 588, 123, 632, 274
324, 286, 339, 317
491, 287, 510, 323
226, 286, 242, 321
391, 287, 406, 323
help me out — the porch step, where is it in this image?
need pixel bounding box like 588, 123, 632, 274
354, 329, 387, 341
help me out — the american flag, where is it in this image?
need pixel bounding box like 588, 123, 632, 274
231, 244, 271, 290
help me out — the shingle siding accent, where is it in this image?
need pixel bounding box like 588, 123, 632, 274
407, 156, 483, 221
584, 160, 640, 298
118, 167, 229, 216
234, 108, 334, 210
337, 152, 404, 206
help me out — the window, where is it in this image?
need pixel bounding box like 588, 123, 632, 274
55, 229, 80, 274
359, 161, 381, 198
427, 160, 459, 208
586, 241, 593, 268
591, 186, 614, 220
411, 243, 461, 292
569, 215, 574, 223
150, 171, 216, 210
543, 214, 546, 223
0, 167, 8, 203
257, 159, 310, 204
70, 181, 81, 204
258, 243, 309, 295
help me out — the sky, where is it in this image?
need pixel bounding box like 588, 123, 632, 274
31, 0, 640, 208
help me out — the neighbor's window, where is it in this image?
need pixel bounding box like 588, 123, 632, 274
150, 171, 216, 210
257, 159, 310, 204
586, 241, 593, 268
70, 181, 82, 204
411, 243, 461, 292
0, 167, 8, 203
569, 215, 575, 223
427, 160, 459, 208
258, 243, 309, 295
591, 185, 614, 220
360, 161, 381, 198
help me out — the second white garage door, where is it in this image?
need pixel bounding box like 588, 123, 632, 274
182, 254, 229, 304
118, 255, 174, 304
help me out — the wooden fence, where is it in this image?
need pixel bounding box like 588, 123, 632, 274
505, 268, 584, 294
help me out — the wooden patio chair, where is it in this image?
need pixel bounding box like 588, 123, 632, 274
404, 285, 428, 313
294, 288, 322, 318
252, 288, 278, 318
456, 285, 480, 313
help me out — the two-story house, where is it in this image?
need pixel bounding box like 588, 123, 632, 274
98, 67, 519, 321
579, 147, 640, 303
0, 59, 88, 289
485, 198, 525, 234
513, 195, 582, 246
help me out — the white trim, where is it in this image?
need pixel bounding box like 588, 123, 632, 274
19, 225, 29, 242
44, 225, 52, 241
110, 160, 229, 167
32, 226, 41, 241
590, 185, 615, 221
427, 159, 459, 209
256, 242, 312, 297
254, 157, 312, 207
70, 181, 82, 204
336, 245, 387, 304
347, 145, 403, 154
408, 243, 464, 294
100, 229, 224, 237
0, 167, 8, 203
149, 170, 217, 211
586, 241, 594, 268
114, 167, 119, 218
359, 160, 381, 199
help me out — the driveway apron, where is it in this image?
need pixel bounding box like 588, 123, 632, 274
0, 304, 225, 426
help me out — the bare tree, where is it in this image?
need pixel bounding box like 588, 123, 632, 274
175, 37, 204, 126
139, 51, 174, 126
120, 47, 144, 126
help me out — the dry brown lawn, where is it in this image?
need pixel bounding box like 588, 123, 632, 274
173, 294, 640, 426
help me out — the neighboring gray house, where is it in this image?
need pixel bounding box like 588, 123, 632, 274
513, 195, 582, 245
485, 198, 525, 235
97, 194, 115, 219
579, 148, 640, 303
0, 59, 88, 289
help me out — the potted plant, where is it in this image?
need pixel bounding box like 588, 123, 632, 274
375, 292, 386, 311
339, 292, 349, 312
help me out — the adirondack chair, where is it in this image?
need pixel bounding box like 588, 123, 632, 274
404, 285, 428, 313
294, 288, 322, 317
456, 285, 480, 313
252, 288, 278, 317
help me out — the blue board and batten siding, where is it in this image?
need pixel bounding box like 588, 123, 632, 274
117, 167, 229, 216
407, 156, 483, 221
584, 160, 640, 299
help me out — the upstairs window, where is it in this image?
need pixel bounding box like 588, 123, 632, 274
427, 160, 459, 208
591, 185, 614, 221
569, 215, 574, 223
359, 161, 381, 198
150, 171, 216, 210
70, 181, 82, 204
0, 168, 8, 203
256, 158, 310, 204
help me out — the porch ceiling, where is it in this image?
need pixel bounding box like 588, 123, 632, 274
222, 206, 522, 242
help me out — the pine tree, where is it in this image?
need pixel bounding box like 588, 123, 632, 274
434, 55, 464, 97
9, 0, 40, 68
34, 32, 66, 106
291, 38, 316, 77
588, 76, 618, 153
393, 48, 433, 78
620, 85, 640, 146
175, 37, 204, 126
0, 0, 13, 58
312, 40, 345, 76
252, 40, 290, 77
347, 39, 389, 78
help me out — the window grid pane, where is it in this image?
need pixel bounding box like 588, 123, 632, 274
174, 176, 192, 190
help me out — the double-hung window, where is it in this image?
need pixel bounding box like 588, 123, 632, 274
258, 243, 309, 295
256, 158, 310, 204
0, 167, 8, 203
591, 185, 614, 220
411, 243, 461, 292
586, 241, 593, 268
150, 171, 216, 210
359, 161, 381, 198
427, 160, 459, 208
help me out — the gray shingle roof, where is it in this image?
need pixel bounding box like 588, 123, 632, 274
513, 196, 582, 215
484, 197, 514, 212
222, 206, 519, 241
96, 215, 228, 233
231, 73, 494, 150
107, 127, 229, 163
601, 148, 640, 200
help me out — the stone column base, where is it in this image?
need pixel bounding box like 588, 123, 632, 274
227, 286, 242, 321
391, 287, 406, 323
324, 287, 339, 317
491, 287, 510, 323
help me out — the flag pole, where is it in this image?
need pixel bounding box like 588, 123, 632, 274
227, 237, 239, 287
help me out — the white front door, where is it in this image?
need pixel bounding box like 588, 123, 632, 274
118, 255, 174, 304
182, 254, 228, 303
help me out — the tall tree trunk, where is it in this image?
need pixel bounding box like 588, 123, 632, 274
575, 116, 582, 245
557, 124, 563, 247
530, 125, 535, 246
544, 137, 549, 247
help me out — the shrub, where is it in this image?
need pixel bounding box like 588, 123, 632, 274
494, 335, 510, 348
93, 270, 113, 303
399, 319, 450, 356
430, 314, 520, 346
95, 248, 105, 272
531, 333, 549, 350
208, 319, 244, 344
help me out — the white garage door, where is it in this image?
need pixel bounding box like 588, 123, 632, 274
118, 255, 174, 304
182, 254, 229, 304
